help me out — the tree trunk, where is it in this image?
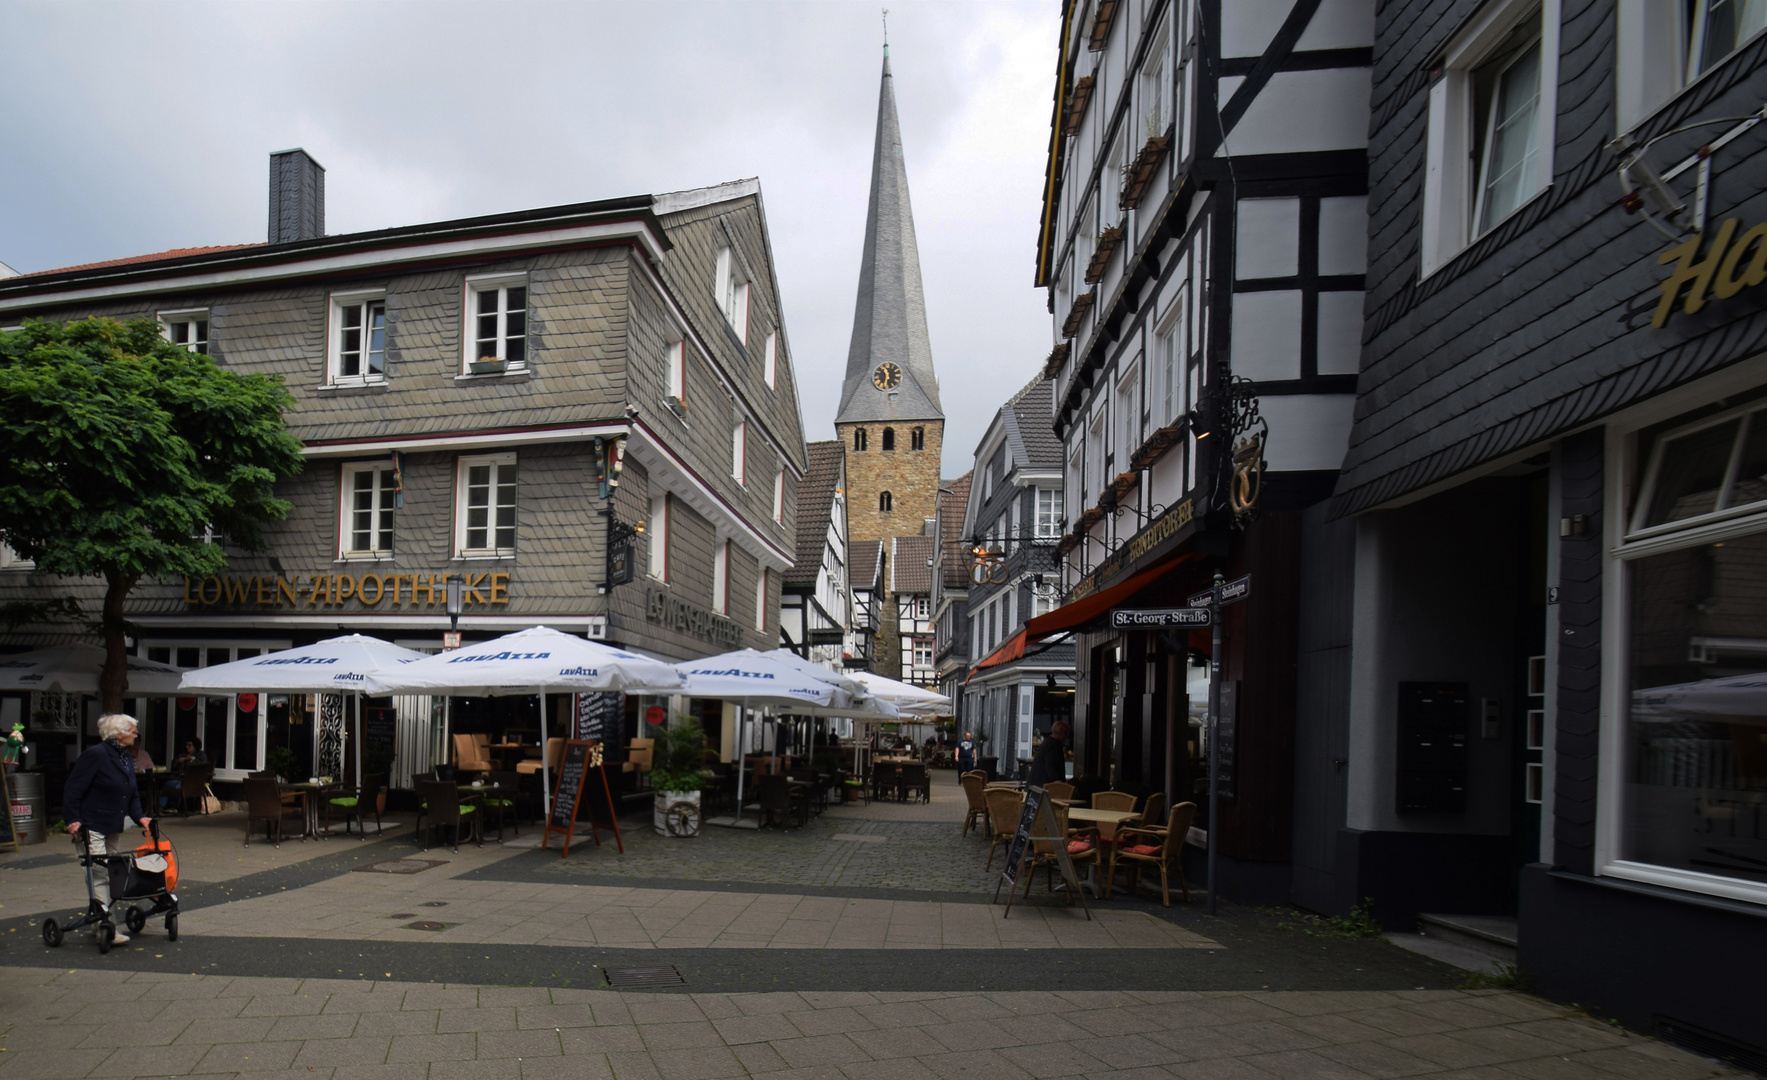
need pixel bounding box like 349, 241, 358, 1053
99, 570, 138, 715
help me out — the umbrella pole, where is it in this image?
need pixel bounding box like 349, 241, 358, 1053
730, 704, 747, 826
354, 691, 363, 791
539, 690, 551, 818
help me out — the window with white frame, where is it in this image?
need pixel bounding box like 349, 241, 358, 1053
340, 463, 397, 558
1617, 0, 1767, 132
1420, 1, 1559, 275
159, 310, 208, 355
329, 293, 387, 384
648, 493, 670, 581
455, 454, 517, 556
1116, 360, 1142, 468
754, 568, 769, 631
732, 419, 747, 485
913, 638, 934, 668
1037, 488, 1061, 538
914, 596, 931, 621
714, 247, 750, 344
1140, 18, 1172, 142
763, 332, 777, 388
665, 339, 686, 406
466, 275, 527, 371
773, 468, 786, 524
712, 540, 730, 615
1612, 391, 1767, 901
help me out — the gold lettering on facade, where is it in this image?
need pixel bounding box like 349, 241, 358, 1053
489, 572, 509, 604
1655, 217, 1767, 326
182, 570, 513, 610
359, 574, 384, 605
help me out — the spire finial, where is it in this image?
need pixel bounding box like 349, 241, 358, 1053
882, 8, 889, 55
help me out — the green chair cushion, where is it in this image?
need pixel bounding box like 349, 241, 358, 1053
485, 798, 513, 808
459, 805, 475, 815
329, 797, 358, 808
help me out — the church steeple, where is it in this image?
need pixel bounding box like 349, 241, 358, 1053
835, 48, 942, 426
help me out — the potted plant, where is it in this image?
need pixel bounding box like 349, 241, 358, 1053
649, 715, 709, 837
469, 354, 506, 376
265, 746, 296, 783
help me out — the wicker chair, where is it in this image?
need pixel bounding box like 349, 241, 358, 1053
983, 788, 1023, 872
1109, 800, 1198, 905
1042, 780, 1075, 802
1140, 792, 1167, 829
960, 772, 990, 837
1091, 790, 1137, 813
417, 780, 479, 853
1024, 800, 1099, 896
325, 773, 384, 838
243, 777, 303, 847
872, 763, 901, 802
899, 762, 930, 804
757, 774, 805, 828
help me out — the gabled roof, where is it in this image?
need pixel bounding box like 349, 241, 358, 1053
850, 540, 885, 591
14, 244, 264, 279
1003, 377, 1062, 470
835, 50, 942, 426
939, 472, 974, 590
891, 534, 935, 595
785, 441, 844, 587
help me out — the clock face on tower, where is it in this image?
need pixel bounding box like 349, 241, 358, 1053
871, 362, 902, 390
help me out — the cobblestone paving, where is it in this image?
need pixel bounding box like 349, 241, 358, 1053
0, 966, 1743, 1080
540, 816, 1005, 895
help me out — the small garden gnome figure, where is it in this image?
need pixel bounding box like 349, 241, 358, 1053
2, 722, 23, 766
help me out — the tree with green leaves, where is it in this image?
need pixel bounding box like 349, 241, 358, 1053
0, 318, 305, 711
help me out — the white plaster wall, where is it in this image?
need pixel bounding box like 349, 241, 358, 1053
1256, 393, 1355, 471
1221, 0, 1374, 57
1216, 68, 1371, 155
1318, 196, 1370, 275
1316, 290, 1366, 375
1236, 198, 1301, 279
1231, 290, 1302, 381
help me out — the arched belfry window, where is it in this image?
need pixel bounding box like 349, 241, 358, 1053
882, 427, 896, 451
854, 428, 867, 452
879, 491, 893, 512
911, 426, 925, 451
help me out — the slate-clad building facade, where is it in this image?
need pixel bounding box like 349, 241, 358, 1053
0, 155, 807, 788
1033, 0, 1374, 898
1311, 0, 1767, 1059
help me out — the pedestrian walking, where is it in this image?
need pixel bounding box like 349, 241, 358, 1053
63, 714, 153, 944
956, 731, 978, 773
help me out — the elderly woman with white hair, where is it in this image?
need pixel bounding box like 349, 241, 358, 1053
63, 713, 154, 944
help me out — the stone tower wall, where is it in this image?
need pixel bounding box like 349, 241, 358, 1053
836, 420, 943, 546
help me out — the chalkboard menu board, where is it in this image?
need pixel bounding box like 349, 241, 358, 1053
575, 692, 622, 743
1216, 681, 1238, 800
999, 786, 1044, 889
549, 740, 590, 833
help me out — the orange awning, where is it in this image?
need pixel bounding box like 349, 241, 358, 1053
968, 629, 1027, 682
1023, 552, 1200, 643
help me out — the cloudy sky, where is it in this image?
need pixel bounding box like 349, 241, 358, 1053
0, 1, 1059, 476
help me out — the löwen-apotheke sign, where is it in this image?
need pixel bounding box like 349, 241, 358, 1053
182, 571, 511, 609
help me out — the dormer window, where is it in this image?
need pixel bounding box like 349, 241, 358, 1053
464, 273, 527, 374
159, 310, 208, 355
714, 246, 750, 344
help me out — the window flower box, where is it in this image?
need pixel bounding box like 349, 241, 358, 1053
1042, 342, 1071, 381
1085, 226, 1124, 284
1119, 135, 1172, 210
1060, 290, 1096, 340
469, 358, 506, 376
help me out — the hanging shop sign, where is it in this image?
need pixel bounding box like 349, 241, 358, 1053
645, 586, 745, 649
1654, 217, 1767, 327
1068, 498, 1194, 602
182, 571, 510, 609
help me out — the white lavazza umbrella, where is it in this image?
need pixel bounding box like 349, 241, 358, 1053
848, 670, 952, 717
179, 634, 430, 787
1632, 673, 1767, 721
366, 627, 685, 812
0, 644, 185, 696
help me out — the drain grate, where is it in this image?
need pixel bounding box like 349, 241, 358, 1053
604, 965, 684, 988
420, 901, 449, 907
402, 920, 452, 932
354, 859, 449, 875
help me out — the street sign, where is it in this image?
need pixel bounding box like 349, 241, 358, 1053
1110, 607, 1212, 628
1189, 574, 1251, 609
607, 540, 636, 587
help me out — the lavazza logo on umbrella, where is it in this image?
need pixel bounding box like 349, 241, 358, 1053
558, 667, 600, 678
690, 668, 775, 678
255, 656, 341, 665
446, 650, 553, 664
332, 672, 366, 683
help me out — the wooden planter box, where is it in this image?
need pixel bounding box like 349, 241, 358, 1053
1042, 342, 1071, 381
1119, 135, 1172, 210
469, 359, 506, 376
1060, 290, 1096, 339
1064, 76, 1096, 135
1085, 226, 1124, 284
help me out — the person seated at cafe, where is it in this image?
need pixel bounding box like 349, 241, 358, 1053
159, 738, 207, 807
130, 741, 155, 772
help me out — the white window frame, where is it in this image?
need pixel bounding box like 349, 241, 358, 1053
763, 332, 777, 389
648, 493, 670, 582
1617, 0, 1767, 133
1420, 0, 1559, 277
338, 462, 398, 560
1598, 365, 1767, 908
732, 419, 747, 486
714, 247, 750, 344
158, 308, 209, 355
327, 290, 388, 386
664, 338, 687, 407
454, 452, 518, 558
1036, 488, 1061, 538
713, 540, 730, 616
773, 468, 786, 525
462, 272, 529, 374
754, 567, 769, 632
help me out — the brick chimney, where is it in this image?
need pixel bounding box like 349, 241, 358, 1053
268, 149, 325, 244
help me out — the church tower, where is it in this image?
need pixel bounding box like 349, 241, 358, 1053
836, 47, 944, 546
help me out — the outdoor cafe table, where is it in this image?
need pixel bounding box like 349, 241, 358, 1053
279, 780, 343, 839
1063, 807, 1141, 897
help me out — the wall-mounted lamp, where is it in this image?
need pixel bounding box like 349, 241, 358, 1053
445, 577, 464, 632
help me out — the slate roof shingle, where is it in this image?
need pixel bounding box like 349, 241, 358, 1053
938, 471, 974, 590
785, 440, 844, 587
890, 534, 935, 594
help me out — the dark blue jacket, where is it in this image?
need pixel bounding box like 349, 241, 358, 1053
64, 740, 145, 835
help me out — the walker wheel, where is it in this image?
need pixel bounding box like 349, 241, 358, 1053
125, 907, 146, 935
97, 924, 113, 954
166, 913, 178, 942
42, 919, 62, 948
